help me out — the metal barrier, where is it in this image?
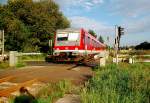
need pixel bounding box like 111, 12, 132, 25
94, 51, 109, 67
9, 51, 42, 66
113, 54, 150, 64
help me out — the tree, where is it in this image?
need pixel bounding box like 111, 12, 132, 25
98, 35, 104, 43
0, 4, 29, 51
135, 41, 150, 50
0, 0, 70, 52
88, 29, 97, 38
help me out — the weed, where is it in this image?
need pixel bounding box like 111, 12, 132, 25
37, 80, 75, 103
0, 62, 9, 69
80, 63, 150, 103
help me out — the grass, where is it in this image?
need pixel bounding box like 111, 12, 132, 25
7, 63, 150, 103
7, 80, 74, 103
118, 50, 150, 55
37, 80, 77, 103
15, 62, 26, 68
15, 54, 46, 68
20, 54, 45, 61
80, 63, 150, 103
0, 61, 26, 69
0, 62, 9, 69
0, 54, 46, 69
36, 63, 150, 103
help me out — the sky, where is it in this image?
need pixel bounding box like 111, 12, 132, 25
1, 0, 150, 46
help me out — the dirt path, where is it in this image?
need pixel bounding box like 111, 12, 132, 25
0, 63, 93, 84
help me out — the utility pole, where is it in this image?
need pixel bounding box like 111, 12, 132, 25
115, 26, 124, 64
115, 26, 118, 64
2, 30, 4, 60
0, 30, 4, 61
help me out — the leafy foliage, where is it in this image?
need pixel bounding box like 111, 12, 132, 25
98, 35, 104, 43
88, 29, 97, 38
0, 0, 70, 52
135, 41, 150, 50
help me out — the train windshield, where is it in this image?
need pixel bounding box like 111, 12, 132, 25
56, 32, 80, 46
57, 33, 68, 41
57, 32, 79, 41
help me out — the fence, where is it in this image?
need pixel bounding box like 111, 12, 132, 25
9, 51, 43, 66
113, 54, 150, 64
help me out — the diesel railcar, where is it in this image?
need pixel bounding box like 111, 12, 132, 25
47, 28, 106, 62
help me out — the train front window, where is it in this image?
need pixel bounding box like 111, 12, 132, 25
56, 31, 80, 46
57, 32, 79, 41
57, 33, 68, 41
68, 33, 79, 41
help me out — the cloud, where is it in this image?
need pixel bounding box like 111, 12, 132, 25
69, 16, 115, 44
70, 16, 113, 34
123, 16, 150, 34
108, 0, 150, 18
69, 16, 150, 46
106, 0, 150, 45
54, 0, 103, 10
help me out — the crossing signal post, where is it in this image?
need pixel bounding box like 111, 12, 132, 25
118, 26, 124, 49
115, 26, 124, 64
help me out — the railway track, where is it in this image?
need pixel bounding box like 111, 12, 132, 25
0, 63, 93, 103
25, 60, 98, 68
0, 64, 83, 97
0, 76, 14, 83
0, 76, 43, 98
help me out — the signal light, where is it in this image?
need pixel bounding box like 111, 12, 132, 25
118, 26, 124, 37
75, 47, 78, 50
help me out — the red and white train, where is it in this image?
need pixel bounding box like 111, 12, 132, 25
47, 28, 106, 62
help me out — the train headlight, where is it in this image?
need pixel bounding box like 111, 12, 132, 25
57, 48, 59, 50
75, 47, 78, 50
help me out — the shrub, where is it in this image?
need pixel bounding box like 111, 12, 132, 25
81, 63, 150, 103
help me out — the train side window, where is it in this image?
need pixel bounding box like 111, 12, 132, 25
84, 36, 86, 44
92, 40, 94, 47
97, 42, 98, 48
91, 39, 93, 47
68, 33, 79, 41
88, 37, 90, 45
94, 41, 96, 48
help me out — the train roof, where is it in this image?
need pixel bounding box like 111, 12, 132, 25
57, 28, 81, 32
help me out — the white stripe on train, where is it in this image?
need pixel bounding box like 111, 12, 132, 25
53, 50, 103, 54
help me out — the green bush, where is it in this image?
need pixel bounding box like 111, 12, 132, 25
81, 63, 150, 103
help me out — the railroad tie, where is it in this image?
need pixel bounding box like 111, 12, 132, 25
0, 79, 38, 97
0, 76, 14, 83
